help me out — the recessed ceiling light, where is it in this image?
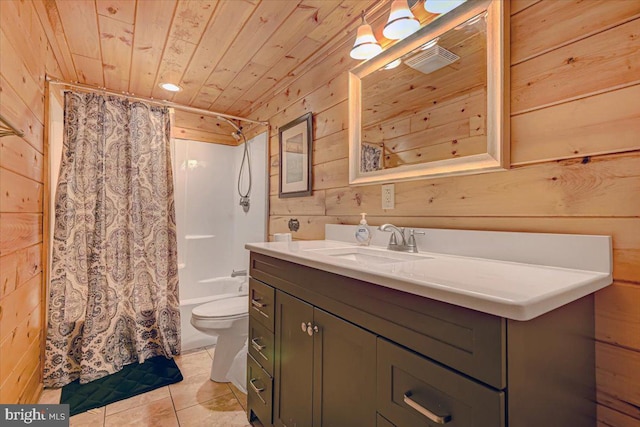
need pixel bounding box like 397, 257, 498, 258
159, 82, 182, 92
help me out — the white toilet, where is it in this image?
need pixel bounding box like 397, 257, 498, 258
190, 295, 248, 386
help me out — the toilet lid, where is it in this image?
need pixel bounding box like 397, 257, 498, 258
192, 296, 247, 318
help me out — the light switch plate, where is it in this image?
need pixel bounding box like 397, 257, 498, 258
382, 184, 394, 209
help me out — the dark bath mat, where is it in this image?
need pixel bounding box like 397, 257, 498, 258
60, 356, 183, 416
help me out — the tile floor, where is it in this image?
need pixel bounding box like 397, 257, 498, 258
38, 347, 251, 427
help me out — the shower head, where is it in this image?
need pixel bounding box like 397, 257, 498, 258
219, 116, 243, 137
223, 116, 244, 142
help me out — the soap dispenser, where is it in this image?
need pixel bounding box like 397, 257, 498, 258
355, 213, 372, 246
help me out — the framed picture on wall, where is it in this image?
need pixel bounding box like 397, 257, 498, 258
279, 112, 313, 198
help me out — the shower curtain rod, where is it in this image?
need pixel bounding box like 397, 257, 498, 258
46, 77, 269, 127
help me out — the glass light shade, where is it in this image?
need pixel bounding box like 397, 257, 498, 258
383, 0, 420, 40
383, 59, 402, 70
350, 23, 382, 60
424, 0, 466, 14
159, 82, 182, 92
420, 37, 439, 50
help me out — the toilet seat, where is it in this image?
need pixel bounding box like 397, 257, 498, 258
191, 296, 248, 320
190, 294, 249, 384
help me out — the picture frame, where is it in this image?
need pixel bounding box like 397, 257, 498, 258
279, 112, 313, 198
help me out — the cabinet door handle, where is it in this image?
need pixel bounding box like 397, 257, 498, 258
403, 392, 451, 424
301, 322, 309, 332
307, 324, 319, 336
249, 378, 267, 405
251, 298, 266, 308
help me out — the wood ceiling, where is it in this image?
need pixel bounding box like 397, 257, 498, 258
35, 0, 391, 142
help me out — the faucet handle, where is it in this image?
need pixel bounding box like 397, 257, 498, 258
407, 229, 426, 252
378, 224, 407, 249
389, 232, 398, 246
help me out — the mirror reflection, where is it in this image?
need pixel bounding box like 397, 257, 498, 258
348, 0, 508, 185
361, 12, 487, 172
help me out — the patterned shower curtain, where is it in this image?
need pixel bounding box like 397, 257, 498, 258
44, 91, 181, 387
361, 143, 383, 172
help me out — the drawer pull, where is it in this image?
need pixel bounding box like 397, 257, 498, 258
403, 392, 451, 424
249, 378, 265, 393
252, 306, 269, 318
251, 337, 269, 361
251, 298, 266, 308
251, 337, 266, 351
249, 378, 266, 404
251, 298, 269, 318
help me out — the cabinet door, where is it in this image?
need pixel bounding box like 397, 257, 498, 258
274, 291, 314, 427
312, 308, 376, 427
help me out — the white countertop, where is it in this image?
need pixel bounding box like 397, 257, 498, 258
246, 226, 612, 321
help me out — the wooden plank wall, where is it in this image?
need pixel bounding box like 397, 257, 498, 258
363, 87, 488, 167
255, 1, 640, 426
0, 0, 62, 404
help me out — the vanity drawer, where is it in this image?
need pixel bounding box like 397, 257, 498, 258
249, 278, 275, 331
377, 338, 504, 427
247, 353, 273, 426
251, 252, 505, 389
249, 317, 274, 376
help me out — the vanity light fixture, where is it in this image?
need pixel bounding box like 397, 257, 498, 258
424, 0, 467, 14
455, 11, 487, 29
159, 82, 182, 92
420, 37, 440, 50
383, 59, 402, 70
383, 0, 420, 40
350, 12, 383, 60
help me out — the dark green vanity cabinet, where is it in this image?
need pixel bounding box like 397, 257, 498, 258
247, 278, 276, 425
274, 291, 376, 427
247, 252, 597, 427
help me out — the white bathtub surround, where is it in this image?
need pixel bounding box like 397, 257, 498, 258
246, 224, 612, 321
173, 134, 267, 352
232, 132, 269, 270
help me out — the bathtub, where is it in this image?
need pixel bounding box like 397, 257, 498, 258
179, 276, 247, 352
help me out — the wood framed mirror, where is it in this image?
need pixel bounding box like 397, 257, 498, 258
348, 0, 509, 185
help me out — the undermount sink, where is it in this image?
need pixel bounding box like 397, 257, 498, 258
304, 246, 432, 265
